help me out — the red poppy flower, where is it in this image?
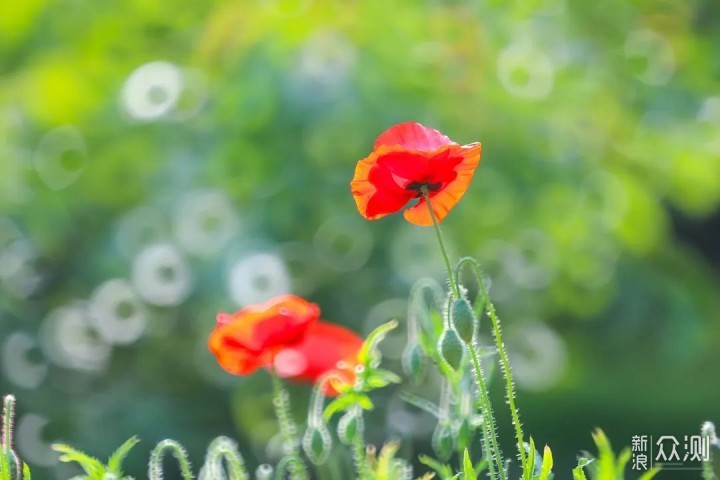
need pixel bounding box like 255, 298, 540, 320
351, 122, 482, 226
209, 294, 320, 376
273, 321, 363, 396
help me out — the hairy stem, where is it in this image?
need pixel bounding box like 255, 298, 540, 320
202, 437, 248, 480
456, 257, 528, 478
148, 439, 195, 480
420, 195, 511, 478
351, 410, 367, 480
271, 374, 308, 480
469, 345, 504, 480
2, 395, 15, 452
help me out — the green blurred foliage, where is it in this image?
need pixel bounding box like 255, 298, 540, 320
1, 0, 719, 478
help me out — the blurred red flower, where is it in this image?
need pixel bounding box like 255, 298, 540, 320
273, 321, 363, 396
209, 294, 320, 375
209, 295, 363, 396
351, 122, 482, 226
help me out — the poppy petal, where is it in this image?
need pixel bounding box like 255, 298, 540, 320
351, 146, 415, 220
209, 336, 265, 375
273, 321, 363, 396
403, 142, 482, 226
374, 149, 436, 185
374, 122, 456, 151
231, 295, 319, 352
208, 295, 320, 376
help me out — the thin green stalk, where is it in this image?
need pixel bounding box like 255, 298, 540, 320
351, 412, 367, 480
2, 395, 22, 480
271, 373, 308, 480
2, 395, 14, 453
421, 195, 507, 479
148, 439, 195, 480
456, 257, 529, 478
422, 190, 460, 299
469, 345, 504, 480
202, 437, 249, 480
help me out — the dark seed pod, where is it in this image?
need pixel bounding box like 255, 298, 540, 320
432, 421, 454, 461
438, 328, 464, 371
402, 343, 426, 384
450, 298, 477, 344
302, 426, 331, 465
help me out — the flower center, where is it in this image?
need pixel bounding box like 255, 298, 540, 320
405, 181, 442, 197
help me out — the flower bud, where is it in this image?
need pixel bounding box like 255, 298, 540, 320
450, 298, 476, 344
432, 421, 454, 461
402, 343, 426, 384
455, 418, 473, 452
438, 328, 464, 371
338, 409, 362, 445
302, 426, 332, 465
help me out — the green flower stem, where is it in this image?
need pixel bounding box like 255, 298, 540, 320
351, 412, 367, 480
469, 345, 504, 480
422, 190, 460, 300
1, 395, 22, 480
456, 257, 529, 478
2, 395, 14, 453
271, 373, 308, 480
148, 439, 194, 480
421, 195, 505, 479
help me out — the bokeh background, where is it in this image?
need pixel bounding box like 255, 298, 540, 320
1, 0, 719, 478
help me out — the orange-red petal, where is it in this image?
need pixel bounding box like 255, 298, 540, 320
351, 145, 415, 220
403, 142, 482, 226
208, 294, 320, 376
374, 122, 456, 150
272, 321, 363, 396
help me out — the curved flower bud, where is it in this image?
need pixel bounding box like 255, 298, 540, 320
302, 425, 332, 465
338, 408, 362, 445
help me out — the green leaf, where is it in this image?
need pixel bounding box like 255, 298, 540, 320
0, 451, 11, 479
52, 443, 105, 477
23, 462, 31, 480
572, 465, 588, 480
376, 441, 400, 478
107, 436, 139, 474
616, 447, 631, 478
398, 392, 440, 418
637, 466, 662, 480
539, 445, 553, 480
358, 320, 398, 366
527, 438, 536, 477
462, 449, 475, 480
364, 369, 401, 389
572, 457, 593, 480
419, 455, 453, 480
322, 393, 373, 422
591, 429, 616, 478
